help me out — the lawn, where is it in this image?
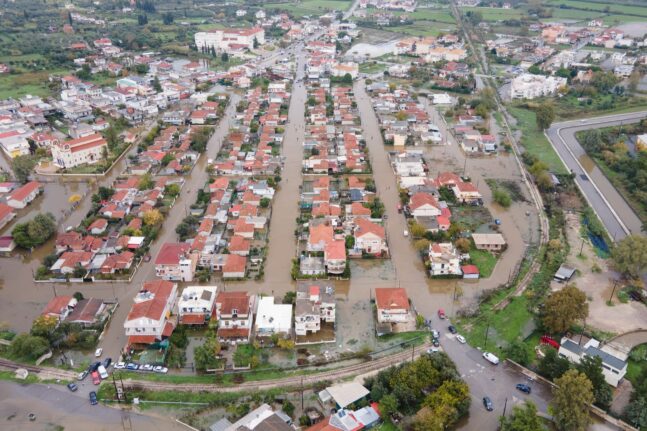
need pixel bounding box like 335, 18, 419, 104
263, 0, 352, 17
456, 295, 534, 359
626, 344, 647, 385
462, 6, 525, 21
405, 10, 456, 24
545, 0, 647, 17
507, 106, 568, 175
603, 14, 647, 24
0, 72, 54, 99
385, 21, 456, 37
359, 62, 386, 74
547, 8, 605, 21
469, 248, 498, 278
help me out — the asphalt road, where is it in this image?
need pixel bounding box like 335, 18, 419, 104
546, 112, 647, 240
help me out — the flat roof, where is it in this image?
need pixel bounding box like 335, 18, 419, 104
324, 382, 369, 408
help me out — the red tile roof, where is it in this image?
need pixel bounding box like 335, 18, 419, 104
216, 291, 250, 315
155, 243, 190, 265
126, 280, 175, 321
7, 181, 40, 203
375, 288, 409, 311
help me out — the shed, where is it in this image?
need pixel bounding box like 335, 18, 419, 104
321, 382, 370, 408
461, 264, 480, 279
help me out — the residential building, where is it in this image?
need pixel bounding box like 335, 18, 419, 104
6, 181, 41, 209
471, 233, 507, 252
324, 240, 346, 275
295, 282, 335, 336
510, 74, 567, 99
428, 242, 462, 276
409, 192, 441, 218
123, 280, 178, 348
215, 291, 254, 344
177, 285, 217, 325
154, 243, 197, 281
451, 181, 482, 204
374, 287, 411, 324
254, 296, 292, 337
353, 218, 387, 255
0, 130, 30, 158
194, 27, 265, 53
0, 203, 16, 230
558, 337, 628, 387
51, 133, 108, 169
216, 404, 293, 431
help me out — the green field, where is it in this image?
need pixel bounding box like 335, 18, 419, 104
507, 106, 568, 175
546, 0, 647, 17
263, 0, 352, 17
603, 14, 647, 24
469, 249, 498, 278
404, 9, 456, 23
547, 8, 605, 21
463, 6, 525, 21
385, 21, 456, 37
0, 70, 59, 99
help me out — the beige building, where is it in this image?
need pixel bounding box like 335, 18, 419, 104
51, 133, 107, 169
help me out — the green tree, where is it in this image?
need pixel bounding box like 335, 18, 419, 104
542, 285, 588, 334
505, 339, 530, 366
611, 235, 647, 278
536, 103, 555, 130
221, 52, 229, 63
591, 71, 619, 93
551, 370, 594, 431
30, 315, 58, 339
580, 129, 603, 153
345, 235, 355, 249
282, 400, 295, 418
259, 197, 270, 208
379, 393, 399, 419
421, 379, 471, 429
138, 172, 154, 190
538, 348, 571, 380
623, 396, 647, 429
12, 213, 56, 249
9, 333, 50, 360
493, 188, 512, 208
164, 183, 180, 198
500, 400, 545, 431
12, 155, 36, 183
152, 76, 162, 92
194, 335, 222, 372
104, 126, 119, 151
576, 355, 612, 410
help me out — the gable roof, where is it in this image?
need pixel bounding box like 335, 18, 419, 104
375, 288, 409, 311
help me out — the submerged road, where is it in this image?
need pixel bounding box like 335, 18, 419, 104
546, 112, 647, 240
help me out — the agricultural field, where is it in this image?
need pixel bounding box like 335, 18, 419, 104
545, 0, 647, 17
384, 21, 456, 37
462, 6, 525, 21
404, 9, 457, 24
262, 0, 351, 17
545, 8, 605, 22
0, 70, 65, 99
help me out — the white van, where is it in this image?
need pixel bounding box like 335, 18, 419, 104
482, 352, 500, 365
97, 365, 109, 380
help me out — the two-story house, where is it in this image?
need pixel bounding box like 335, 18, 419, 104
124, 280, 177, 349
177, 285, 217, 325
375, 287, 411, 325
353, 219, 388, 256
428, 242, 462, 276
155, 242, 198, 282
215, 291, 254, 344
295, 282, 336, 337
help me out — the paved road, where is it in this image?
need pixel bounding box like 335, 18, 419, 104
546, 112, 647, 240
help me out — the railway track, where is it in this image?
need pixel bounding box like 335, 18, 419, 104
121, 342, 432, 393
0, 358, 77, 380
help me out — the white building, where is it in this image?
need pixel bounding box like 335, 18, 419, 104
294, 282, 336, 336
254, 296, 292, 337
428, 242, 462, 276
124, 280, 177, 347
177, 285, 217, 325
558, 337, 628, 387
510, 73, 567, 99
0, 130, 30, 158
51, 133, 108, 169
194, 27, 265, 54
375, 287, 411, 324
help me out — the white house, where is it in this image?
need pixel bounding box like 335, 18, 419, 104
51, 133, 108, 169
375, 287, 411, 324
428, 242, 462, 276
409, 192, 441, 218
295, 282, 335, 336
215, 291, 254, 344
194, 27, 265, 53
353, 218, 388, 256
510, 74, 567, 99
177, 285, 217, 325
124, 280, 177, 348
155, 243, 198, 282
254, 296, 292, 337
6, 181, 41, 209
558, 337, 628, 387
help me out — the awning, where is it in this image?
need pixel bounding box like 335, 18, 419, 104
162, 321, 175, 337
128, 335, 156, 345
180, 314, 206, 325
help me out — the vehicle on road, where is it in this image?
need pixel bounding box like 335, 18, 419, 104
89, 391, 98, 405
89, 361, 101, 372
438, 309, 446, 319
494, 219, 501, 225
516, 383, 531, 394
448, 325, 457, 334
91, 371, 101, 385
483, 396, 493, 411
102, 357, 112, 368
126, 363, 139, 371
94, 348, 103, 357
67, 383, 78, 392
114, 362, 126, 369
403, 230, 409, 237
77, 370, 88, 381
141, 364, 154, 371
97, 365, 108, 379
432, 338, 440, 347
431, 329, 439, 339
456, 335, 466, 344
483, 352, 500, 365
153, 366, 168, 374
427, 347, 439, 354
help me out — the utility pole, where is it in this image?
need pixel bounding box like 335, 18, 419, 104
112, 374, 120, 404
502, 397, 508, 418
300, 376, 304, 411
608, 280, 619, 303
484, 321, 490, 349
411, 342, 415, 362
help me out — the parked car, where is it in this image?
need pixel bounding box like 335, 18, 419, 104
448, 325, 457, 334
97, 365, 108, 380
432, 338, 440, 347
456, 335, 467, 344
403, 230, 409, 237
431, 329, 439, 339
94, 348, 103, 357
483, 396, 493, 411
67, 383, 78, 392
516, 383, 531, 394
89, 361, 101, 372
91, 371, 101, 385
427, 347, 439, 354
438, 309, 446, 319
114, 362, 126, 369
77, 370, 88, 381
89, 391, 98, 406
482, 352, 500, 365
126, 363, 139, 371
141, 364, 154, 372
153, 366, 168, 374
102, 357, 112, 368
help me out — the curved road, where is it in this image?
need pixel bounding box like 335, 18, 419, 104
546, 112, 647, 240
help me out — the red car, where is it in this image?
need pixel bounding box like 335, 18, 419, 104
91, 371, 101, 385
438, 309, 446, 320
